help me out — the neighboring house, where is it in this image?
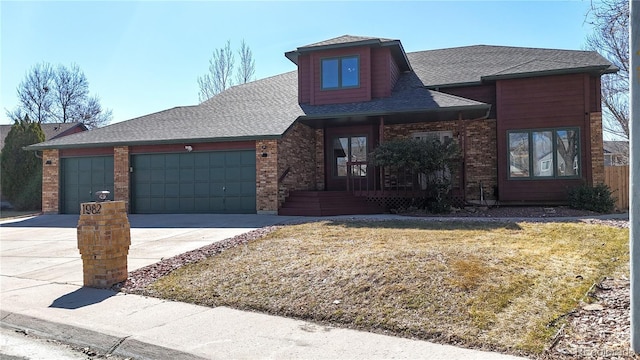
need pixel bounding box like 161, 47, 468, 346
26, 35, 616, 215
603, 141, 629, 166
0, 122, 88, 207
0, 122, 87, 152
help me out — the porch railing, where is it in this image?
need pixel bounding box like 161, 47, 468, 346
346, 160, 464, 200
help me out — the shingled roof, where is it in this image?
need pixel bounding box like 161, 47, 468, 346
26, 37, 616, 151
0, 122, 86, 150
409, 45, 616, 87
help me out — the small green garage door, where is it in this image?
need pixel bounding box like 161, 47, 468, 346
131, 150, 256, 214
61, 156, 114, 214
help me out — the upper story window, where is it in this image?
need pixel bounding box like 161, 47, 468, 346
321, 56, 359, 90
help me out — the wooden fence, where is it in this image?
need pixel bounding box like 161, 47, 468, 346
604, 165, 629, 210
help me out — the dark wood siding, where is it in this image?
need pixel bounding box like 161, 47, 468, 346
496, 73, 594, 203
441, 85, 496, 118
298, 54, 311, 104
130, 141, 256, 154
390, 56, 400, 89
60, 147, 113, 157
371, 47, 392, 98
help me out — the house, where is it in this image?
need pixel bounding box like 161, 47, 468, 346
603, 140, 629, 166
0, 122, 88, 152
26, 35, 616, 215
1, 122, 88, 208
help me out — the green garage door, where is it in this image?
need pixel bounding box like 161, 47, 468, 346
131, 150, 256, 214
61, 156, 114, 214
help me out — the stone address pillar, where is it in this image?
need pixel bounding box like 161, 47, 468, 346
77, 200, 131, 288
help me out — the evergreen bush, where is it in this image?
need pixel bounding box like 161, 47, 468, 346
567, 183, 616, 213
0, 118, 45, 210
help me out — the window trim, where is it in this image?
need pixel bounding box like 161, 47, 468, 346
320, 55, 360, 90
507, 127, 581, 180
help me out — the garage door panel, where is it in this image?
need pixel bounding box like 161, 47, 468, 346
166, 171, 179, 182
150, 183, 164, 197
210, 169, 224, 181
194, 183, 209, 196
150, 156, 164, 168
195, 168, 208, 179
165, 184, 179, 197
180, 183, 194, 196
210, 182, 224, 195
242, 182, 257, 196
240, 151, 255, 164
132, 150, 255, 214
61, 156, 114, 214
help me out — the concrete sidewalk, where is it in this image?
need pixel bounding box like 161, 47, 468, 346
0, 213, 569, 359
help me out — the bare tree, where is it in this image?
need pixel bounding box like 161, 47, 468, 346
198, 40, 256, 103
6, 62, 112, 128
14, 62, 54, 123
198, 40, 235, 102
53, 63, 89, 123
236, 39, 256, 85
586, 0, 630, 139
76, 95, 113, 129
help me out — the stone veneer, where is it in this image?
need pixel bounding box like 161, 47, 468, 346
77, 200, 130, 288
590, 112, 605, 185
384, 119, 498, 202
113, 146, 130, 209
42, 149, 60, 214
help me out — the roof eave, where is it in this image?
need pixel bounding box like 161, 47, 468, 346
24, 134, 283, 151
481, 65, 616, 81
300, 103, 491, 121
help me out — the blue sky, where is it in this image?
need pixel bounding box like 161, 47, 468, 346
1, 1, 598, 125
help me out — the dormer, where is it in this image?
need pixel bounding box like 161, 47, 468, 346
286, 35, 411, 106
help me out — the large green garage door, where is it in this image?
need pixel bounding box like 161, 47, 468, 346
61, 156, 114, 214
131, 150, 256, 214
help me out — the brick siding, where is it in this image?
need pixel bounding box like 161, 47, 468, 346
256, 140, 278, 213
113, 146, 130, 211
277, 122, 318, 207
590, 112, 605, 185
315, 129, 325, 190
42, 149, 59, 214
384, 119, 498, 202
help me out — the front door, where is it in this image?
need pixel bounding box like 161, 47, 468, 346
325, 126, 374, 191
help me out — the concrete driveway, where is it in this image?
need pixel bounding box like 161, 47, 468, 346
0, 214, 300, 286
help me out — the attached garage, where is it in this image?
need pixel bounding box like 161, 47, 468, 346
131, 150, 256, 214
61, 156, 114, 214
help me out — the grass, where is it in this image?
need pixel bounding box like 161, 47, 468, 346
146, 220, 629, 356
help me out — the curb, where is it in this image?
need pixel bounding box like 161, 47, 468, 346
0, 311, 205, 360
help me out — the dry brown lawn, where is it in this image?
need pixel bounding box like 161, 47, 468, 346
147, 220, 629, 356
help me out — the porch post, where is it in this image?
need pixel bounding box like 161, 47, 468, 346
379, 116, 385, 192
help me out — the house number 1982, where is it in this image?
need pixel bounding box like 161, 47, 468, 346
82, 203, 102, 215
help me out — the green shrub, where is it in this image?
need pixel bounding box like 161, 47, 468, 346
370, 137, 460, 214
0, 118, 44, 211
568, 183, 616, 213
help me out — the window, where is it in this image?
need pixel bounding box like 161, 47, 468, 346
508, 128, 580, 179
412, 131, 453, 144
321, 56, 359, 89
333, 136, 367, 177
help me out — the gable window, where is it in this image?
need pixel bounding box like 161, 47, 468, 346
508, 128, 580, 179
321, 56, 359, 89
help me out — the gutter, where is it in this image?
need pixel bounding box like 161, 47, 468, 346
24, 134, 284, 151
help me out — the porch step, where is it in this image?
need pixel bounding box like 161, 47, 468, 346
279, 191, 384, 216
